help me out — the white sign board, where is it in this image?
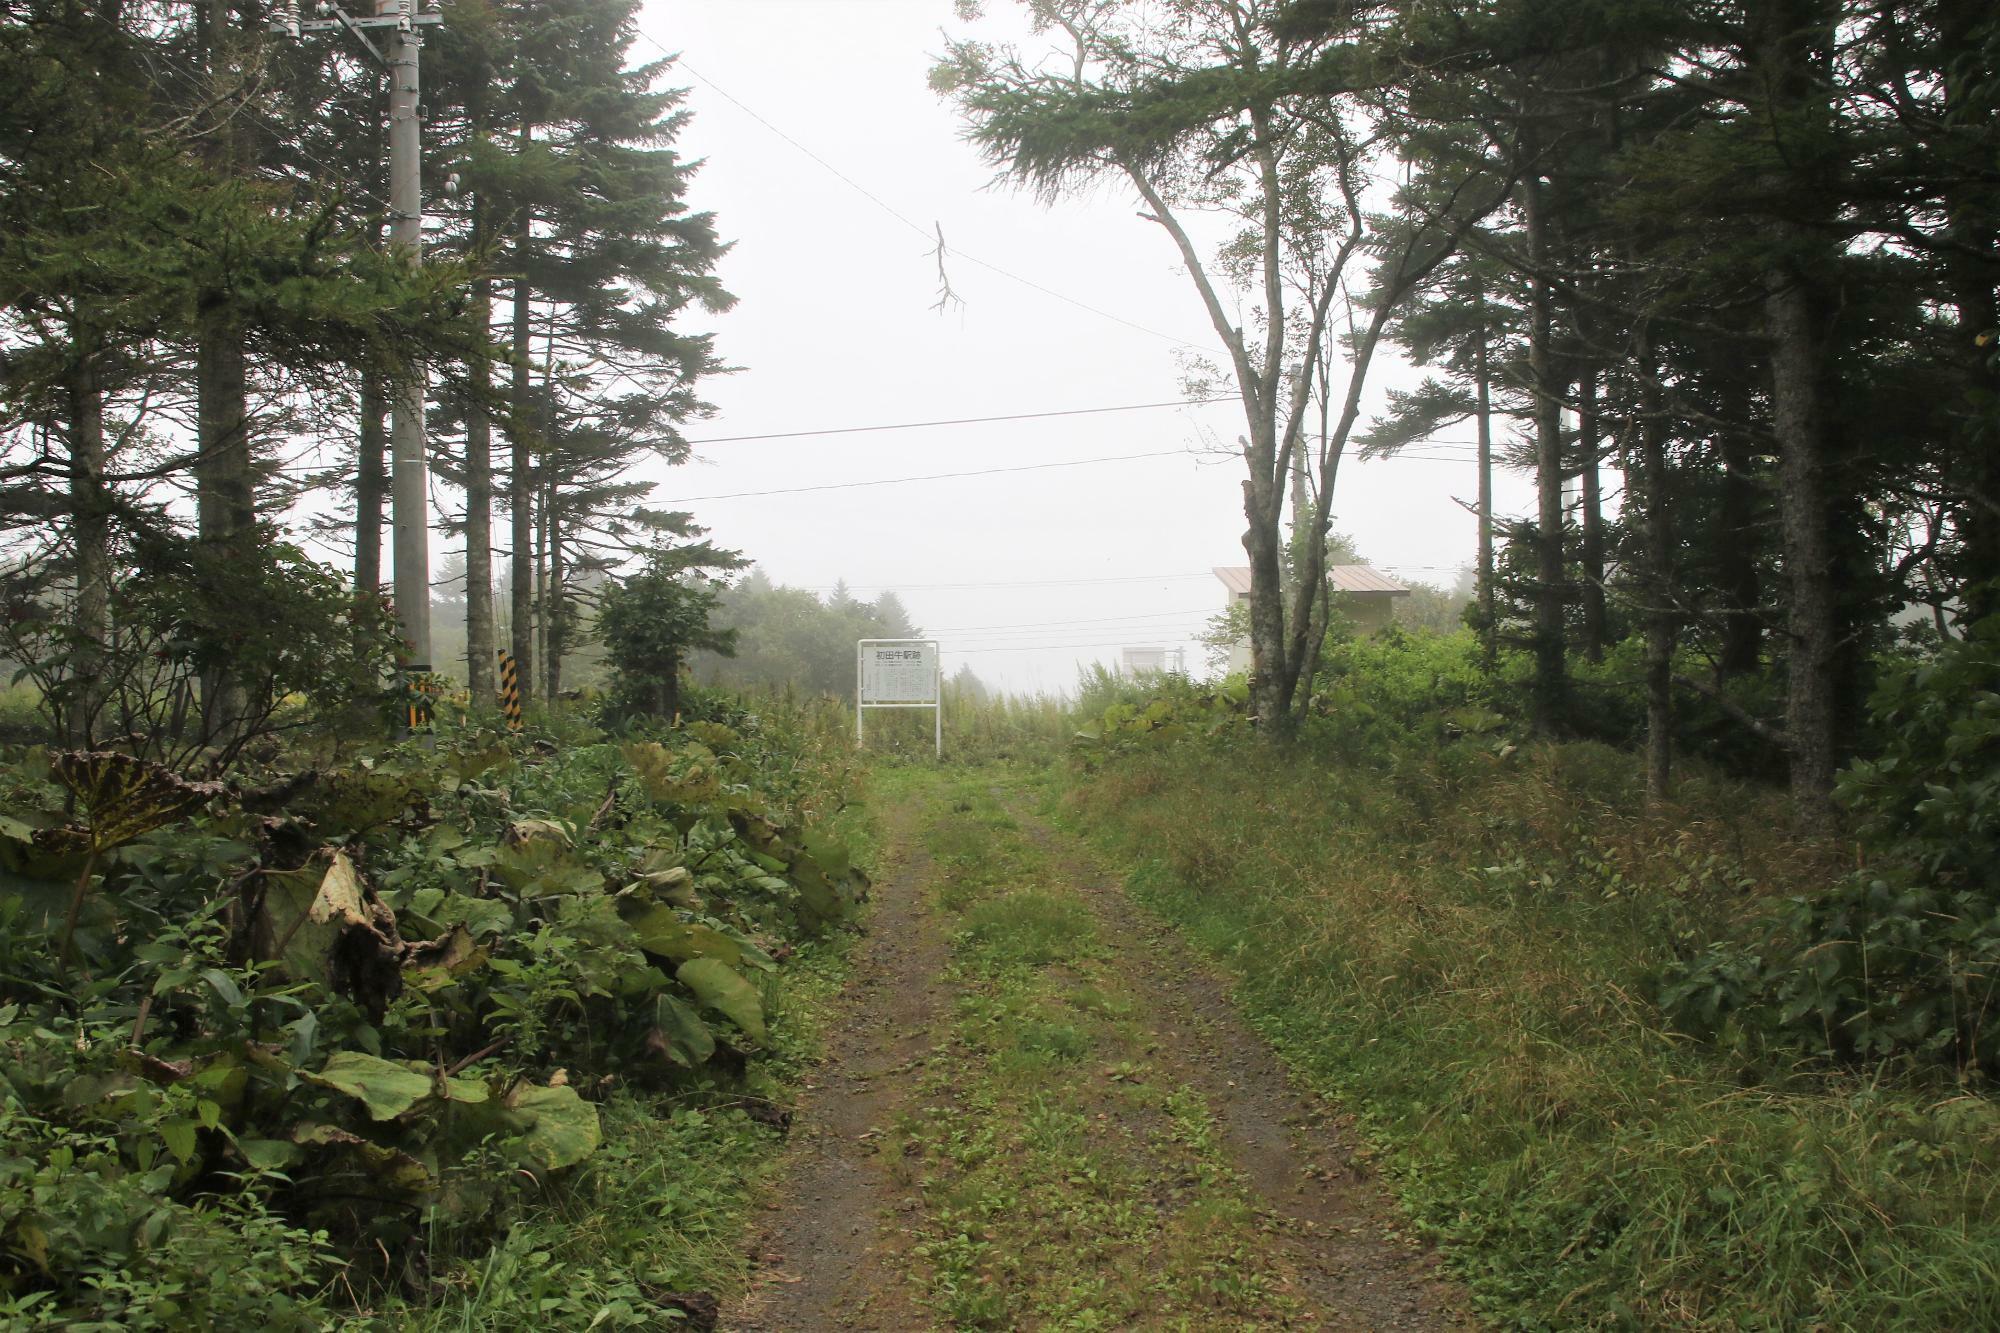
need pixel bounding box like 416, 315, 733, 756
856, 639, 942, 758
859, 641, 938, 704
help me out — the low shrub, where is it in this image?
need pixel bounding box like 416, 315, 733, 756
1663, 616, 2000, 1075
0, 703, 866, 1322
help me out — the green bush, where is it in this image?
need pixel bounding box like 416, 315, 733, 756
1662, 616, 2000, 1075
0, 702, 866, 1321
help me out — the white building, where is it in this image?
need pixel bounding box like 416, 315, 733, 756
1213, 565, 1410, 673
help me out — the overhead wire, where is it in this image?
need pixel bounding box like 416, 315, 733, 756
660, 442, 1482, 505
684, 395, 1237, 446
655, 447, 1197, 504
923, 606, 1222, 633
795, 572, 1218, 591
648, 39, 1211, 353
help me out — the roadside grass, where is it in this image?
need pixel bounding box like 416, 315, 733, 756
891, 769, 1309, 1330
1062, 739, 2000, 1329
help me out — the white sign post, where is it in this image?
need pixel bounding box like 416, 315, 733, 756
856, 639, 941, 759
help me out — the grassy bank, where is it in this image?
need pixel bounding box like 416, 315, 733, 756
1062, 738, 2000, 1328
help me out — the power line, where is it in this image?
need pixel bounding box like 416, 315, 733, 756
925, 605, 1221, 633
652, 44, 1210, 353
945, 637, 1203, 656
939, 619, 1211, 644
796, 572, 1219, 592
657, 447, 1196, 504
685, 395, 1236, 446
660, 439, 1481, 504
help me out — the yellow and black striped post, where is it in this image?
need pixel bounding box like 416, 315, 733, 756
405, 667, 443, 733
497, 650, 523, 732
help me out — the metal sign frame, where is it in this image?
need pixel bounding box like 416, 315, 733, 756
856, 639, 941, 759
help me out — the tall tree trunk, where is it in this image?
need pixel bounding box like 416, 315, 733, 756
66, 347, 109, 749
1635, 331, 1676, 802
464, 279, 495, 702
196, 0, 253, 746
1941, 0, 2000, 620
1751, 0, 1842, 825
509, 168, 536, 708
1577, 367, 1607, 662
1524, 168, 1568, 736
545, 505, 564, 698
356, 375, 387, 600
1475, 285, 1496, 671
535, 474, 552, 700
1717, 426, 1764, 677
1768, 271, 1839, 819
196, 302, 253, 745
1242, 406, 1291, 732
663, 645, 682, 724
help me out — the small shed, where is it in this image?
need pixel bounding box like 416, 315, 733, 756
1213, 565, 1409, 672
1119, 645, 1185, 679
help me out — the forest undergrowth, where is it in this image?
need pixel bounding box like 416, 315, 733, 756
1063, 707, 2000, 1328
0, 695, 872, 1329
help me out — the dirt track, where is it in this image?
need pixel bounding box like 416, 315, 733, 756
725, 774, 1466, 1331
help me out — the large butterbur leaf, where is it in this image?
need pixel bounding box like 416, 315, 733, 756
305, 1051, 435, 1121
291, 1124, 434, 1196
676, 957, 766, 1044
47, 750, 223, 854
304, 768, 429, 834
503, 1082, 600, 1171
492, 820, 601, 895
650, 993, 717, 1067
626, 905, 744, 967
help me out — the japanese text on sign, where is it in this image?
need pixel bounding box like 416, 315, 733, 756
859, 642, 938, 704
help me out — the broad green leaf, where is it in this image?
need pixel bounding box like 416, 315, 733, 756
307, 1051, 434, 1120
627, 906, 742, 966
160, 1118, 197, 1164
651, 993, 716, 1067
503, 1082, 601, 1171
676, 958, 766, 1044
495, 823, 600, 895
237, 1138, 300, 1172
309, 769, 427, 833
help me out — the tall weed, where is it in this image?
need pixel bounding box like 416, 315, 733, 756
1065, 736, 2000, 1327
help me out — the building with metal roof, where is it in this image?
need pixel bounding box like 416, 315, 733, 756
1212, 566, 1410, 672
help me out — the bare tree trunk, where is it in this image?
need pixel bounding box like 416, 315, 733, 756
663, 645, 681, 723
66, 349, 109, 748
1942, 0, 2000, 620
356, 376, 387, 601
1768, 269, 1839, 820
509, 171, 536, 708
195, 0, 254, 747
1717, 425, 1764, 677
1752, 0, 1841, 826
1475, 285, 1497, 672
545, 505, 565, 698
1635, 331, 1676, 802
1524, 169, 1568, 736
1577, 368, 1607, 662
196, 301, 253, 745
464, 279, 495, 702
535, 474, 552, 700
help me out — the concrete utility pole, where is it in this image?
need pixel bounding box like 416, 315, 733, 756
272, 0, 443, 681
